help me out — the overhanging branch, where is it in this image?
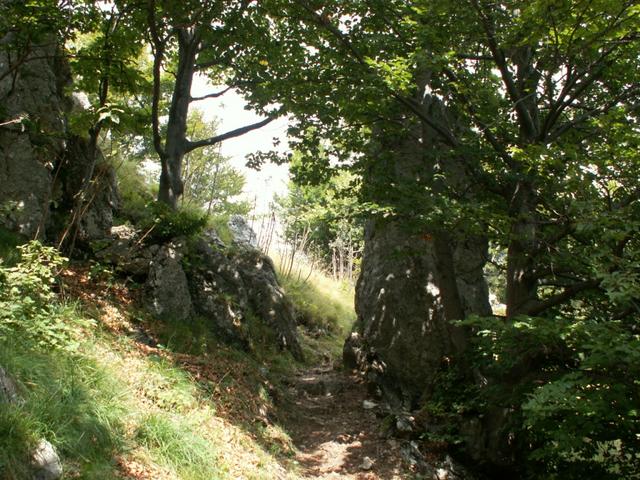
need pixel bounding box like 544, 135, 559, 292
190, 86, 233, 102
184, 116, 275, 153
525, 279, 600, 316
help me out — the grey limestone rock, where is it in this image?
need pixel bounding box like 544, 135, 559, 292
0, 35, 116, 243
146, 243, 192, 322
94, 225, 158, 277
228, 215, 257, 247
348, 93, 501, 468
0, 40, 69, 238
188, 235, 303, 360
31, 440, 63, 480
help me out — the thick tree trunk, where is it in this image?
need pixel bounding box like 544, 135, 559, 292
351, 94, 491, 405
505, 181, 539, 317
157, 29, 199, 208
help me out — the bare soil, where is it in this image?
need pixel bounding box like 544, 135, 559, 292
281, 364, 411, 479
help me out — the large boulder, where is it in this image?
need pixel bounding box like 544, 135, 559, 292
353, 221, 490, 404
146, 243, 193, 322
233, 248, 303, 360
0, 33, 116, 244
188, 236, 251, 348
95, 225, 303, 359
94, 225, 159, 277
188, 234, 303, 360
0, 39, 70, 238
50, 135, 119, 243
348, 94, 512, 468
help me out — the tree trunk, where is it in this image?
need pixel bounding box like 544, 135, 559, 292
157, 28, 199, 208
505, 181, 539, 317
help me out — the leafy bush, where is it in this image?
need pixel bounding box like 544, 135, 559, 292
457, 315, 640, 479
140, 202, 208, 243
0, 241, 89, 350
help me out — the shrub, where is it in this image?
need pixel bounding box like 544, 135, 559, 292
0, 241, 89, 350
139, 202, 208, 243
456, 315, 640, 479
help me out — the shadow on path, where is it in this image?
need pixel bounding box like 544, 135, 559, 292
281, 364, 409, 479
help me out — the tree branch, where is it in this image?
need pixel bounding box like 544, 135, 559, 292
547, 87, 640, 143
469, 0, 538, 140
184, 116, 275, 153
291, 0, 460, 148
190, 86, 233, 102
147, 0, 166, 159
525, 279, 600, 316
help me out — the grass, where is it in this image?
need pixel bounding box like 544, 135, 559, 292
0, 261, 300, 480
272, 252, 357, 364
0, 337, 127, 479
0, 232, 357, 479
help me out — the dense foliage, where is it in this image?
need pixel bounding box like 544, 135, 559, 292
277, 161, 363, 280
1, 1, 639, 478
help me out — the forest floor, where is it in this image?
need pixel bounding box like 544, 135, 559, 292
280, 363, 408, 479
2, 257, 416, 479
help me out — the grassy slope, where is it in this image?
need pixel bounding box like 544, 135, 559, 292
0, 246, 356, 480
272, 253, 357, 364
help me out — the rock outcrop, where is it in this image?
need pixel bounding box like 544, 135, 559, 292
146, 243, 193, 322
94, 222, 303, 360
187, 233, 303, 359
347, 94, 506, 467
0, 39, 70, 238
353, 221, 490, 403
0, 34, 116, 244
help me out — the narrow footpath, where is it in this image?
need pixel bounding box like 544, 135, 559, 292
281, 364, 409, 479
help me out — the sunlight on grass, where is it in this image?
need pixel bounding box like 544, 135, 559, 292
0, 280, 298, 480
272, 252, 357, 364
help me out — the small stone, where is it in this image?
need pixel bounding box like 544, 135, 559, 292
360, 456, 374, 470
31, 439, 62, 480
396, 416, 414, 434
435, 468, 449, 480
363, 400, 377, 409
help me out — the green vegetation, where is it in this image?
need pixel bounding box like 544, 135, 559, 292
277, 165, 363, 282
2, 0, 639, 477
461, 315, 640, 479
274, 254, 356, 364
0, 241, 301, 479
0, 237, 358, 479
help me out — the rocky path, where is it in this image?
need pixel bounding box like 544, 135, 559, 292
281, 364, 410, 479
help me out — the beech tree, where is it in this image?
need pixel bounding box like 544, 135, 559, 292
240, 0, 640, 321
141, 0, 275, 208
232, 2, 640, 474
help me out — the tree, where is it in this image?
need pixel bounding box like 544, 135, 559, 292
181, 109, 249, 216
244, 0, 640, 320
230, 1, 640, 473
141, 0, 276, 208
277, 157, 363, 281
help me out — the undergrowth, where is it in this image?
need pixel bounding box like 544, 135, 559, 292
0, 241, 298, 479
0, 230, 358, 479
272, 252, 356, 364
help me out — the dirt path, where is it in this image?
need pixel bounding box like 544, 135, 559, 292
280, 364, 411, 480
